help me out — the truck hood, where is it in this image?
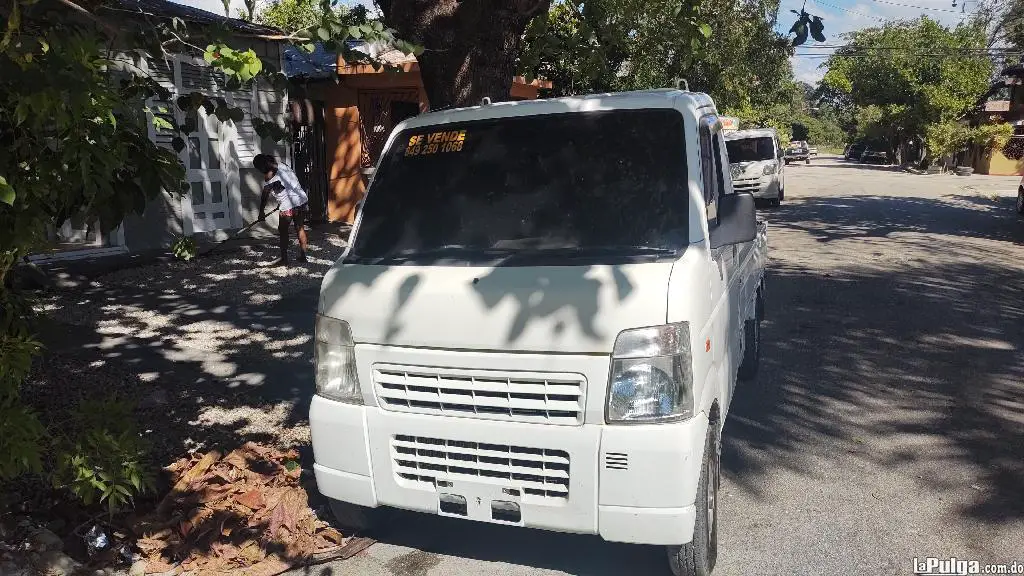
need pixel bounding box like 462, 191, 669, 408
319, 262, 675, 354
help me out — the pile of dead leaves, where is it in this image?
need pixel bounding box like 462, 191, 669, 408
130, 443, 364, 576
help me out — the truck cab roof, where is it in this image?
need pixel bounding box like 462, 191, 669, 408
397, 89, 718, 132
724, 128, 778, 140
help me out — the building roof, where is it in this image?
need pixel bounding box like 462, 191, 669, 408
111, 0, 283, 36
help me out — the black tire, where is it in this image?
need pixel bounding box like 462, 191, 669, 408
805, 158, 810, 165
329, 499, 388, 536
667, 426, 720, 576
784, 159, 790, 165
738, 316, 760, 381
778, 187, 784, 202
1017, 187, 1024, 215
755, 284, 765, 321
768, 198, 781, 208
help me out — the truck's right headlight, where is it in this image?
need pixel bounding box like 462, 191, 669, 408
606, 323, 694, 423
315, 314, 363, 404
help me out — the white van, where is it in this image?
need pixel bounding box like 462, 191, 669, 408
724, 128, 785, 206
312, 89, 768, 576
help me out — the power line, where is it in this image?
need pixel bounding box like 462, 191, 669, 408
868, 0, 963, 13
794, 51, 1018, 57
810, 0, 890, 21
795, 45, 1018, 51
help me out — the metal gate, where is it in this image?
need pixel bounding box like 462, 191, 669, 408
291, 99, 329, 223
357, 90, 421, 170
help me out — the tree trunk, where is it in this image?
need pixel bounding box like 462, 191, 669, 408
379, 0, 552, 109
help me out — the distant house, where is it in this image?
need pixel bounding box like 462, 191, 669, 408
287, 41, 552, 224
965, 64, 1024, 176
35, 0, 291, 261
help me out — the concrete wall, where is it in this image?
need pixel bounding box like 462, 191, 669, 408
122, 191, 185, 252
976, 148, 1024, 176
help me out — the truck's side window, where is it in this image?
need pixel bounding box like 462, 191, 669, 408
699, 123, 719, 226
712, 132, 729, 196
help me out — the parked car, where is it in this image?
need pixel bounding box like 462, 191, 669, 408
845, 143, 866, 160
312, 90, 768, 576
808, 146, 819, 156
725, 128, 785, 206
860, 147, 889, 164
785, 141, 811, 164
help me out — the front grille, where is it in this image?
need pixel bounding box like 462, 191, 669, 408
732, 179, 761, 192
391, 435, 571, 499
373, 365, 586, 425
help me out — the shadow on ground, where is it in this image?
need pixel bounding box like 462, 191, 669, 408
770, 194, 1024, 244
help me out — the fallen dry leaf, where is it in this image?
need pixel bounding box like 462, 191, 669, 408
135, 443, 341, 576
319, 527, 344, 546
144, 558, 177, 574
235, 489, 266, 510
241, 555, 293, 576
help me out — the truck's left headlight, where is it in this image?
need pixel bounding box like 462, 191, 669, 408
315, 314, 363, 404
606, 323, 694, 423
762, 163, 777, 175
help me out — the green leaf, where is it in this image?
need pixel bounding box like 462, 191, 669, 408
301, 42, 316, 53
228, 107, 245, 122
172, 137, 185, 153
348, 25, 362, 39
0, 176, 15, 205
699, 23, 712, 39
14, 101, 28, 126
317, 26, 330, 41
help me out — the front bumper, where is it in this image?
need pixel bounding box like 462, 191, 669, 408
310, 396, 708, 546
733, 176, 780, 199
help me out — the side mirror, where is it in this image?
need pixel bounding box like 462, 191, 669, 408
709, 192, 757, 249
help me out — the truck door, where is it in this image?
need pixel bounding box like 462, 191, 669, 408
699, 118, 734, 410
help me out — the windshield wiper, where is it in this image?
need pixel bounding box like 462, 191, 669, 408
511, 245, 681, 257
382, 245, 514, 262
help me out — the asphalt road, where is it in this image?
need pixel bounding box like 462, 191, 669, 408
294, 157, 1024, 576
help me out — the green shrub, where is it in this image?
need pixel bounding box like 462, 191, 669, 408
55, 398, 154, 513
170, 235, 198, 261
0, 266, 45, 479
0, 403, 45, 478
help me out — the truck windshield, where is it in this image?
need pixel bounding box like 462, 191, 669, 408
347, 109, 689, 265
726, 137, 775, 162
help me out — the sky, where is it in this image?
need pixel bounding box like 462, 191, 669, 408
776, 0, 971, 84
168, 0, 969, 87
170, 0, 373, 20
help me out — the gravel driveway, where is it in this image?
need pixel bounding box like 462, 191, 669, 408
296, 158, 1024, 576
33, 227, 349, 461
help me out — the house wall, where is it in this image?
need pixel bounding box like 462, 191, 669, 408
975, 148, 1024, 176
307, 70, 542, 224
120, 38, 289, 252
306, 74, 427, 223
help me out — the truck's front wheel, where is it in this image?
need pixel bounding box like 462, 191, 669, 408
667, 427, 720, 576
738, 316, 761, 381
329, 500, 388, 537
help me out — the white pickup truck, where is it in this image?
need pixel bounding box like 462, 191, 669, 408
311, 89, 768, 576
